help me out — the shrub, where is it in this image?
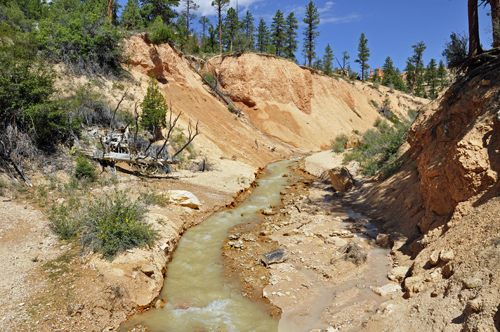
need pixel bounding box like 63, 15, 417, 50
141, 73, 168, 139
331, 134, 348, 153
202, 73, 215, 86
48, 197, 82, 239
74, 156, 96, 181
149, 16, 174, 45
139, 190, 169, 207
80, 191, 158, 259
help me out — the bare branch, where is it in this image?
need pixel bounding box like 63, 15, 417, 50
156, 102, 182, 159
110, 88, 130, 129
172, 119, 200, 159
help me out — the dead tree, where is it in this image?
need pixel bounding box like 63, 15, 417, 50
469, 0, 483, 57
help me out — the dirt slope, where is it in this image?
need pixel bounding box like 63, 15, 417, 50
345, 53, 500, 332
208, 53, 427, 151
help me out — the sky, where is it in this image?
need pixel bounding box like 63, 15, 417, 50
118, 0, 493, 72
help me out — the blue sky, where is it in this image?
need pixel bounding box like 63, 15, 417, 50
119, 0, 492, 72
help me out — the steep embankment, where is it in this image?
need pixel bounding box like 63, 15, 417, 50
355, 53, 500, 332
124, 34, 427, 157
208, 53, 427, 151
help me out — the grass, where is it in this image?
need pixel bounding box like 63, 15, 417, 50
49, 190, 160, 260
343, 119, 412, 178
138, 190, 170, 207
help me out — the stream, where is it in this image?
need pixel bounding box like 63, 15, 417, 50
120, 159, 391, 332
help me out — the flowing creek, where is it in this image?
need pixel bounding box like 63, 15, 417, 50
121, 159, 391, 332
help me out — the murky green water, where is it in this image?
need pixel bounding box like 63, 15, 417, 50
121, 160, 294, 332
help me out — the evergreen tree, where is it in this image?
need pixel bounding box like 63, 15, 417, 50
322, 44, 334, 75
122, 0, 143, 29
283, 12, 298, 60
199, 16, 210, 50
222, 7, 239, 52
437, 59, 449, 90
205, 23, 218, 52
140, 0, 179, 25
302, 1, 320, 67
313, 58, 323, 71
355, 33, 370, 80
381, 56, 396, 87
141, 73, 168, 140
425, 58, 439, 99
211, 0, 230, 54
270, 9, 286, 56
180, 0, 199, 44
241, 10, 255, 51
256, 17, 269, 53
405, 41, 426, 95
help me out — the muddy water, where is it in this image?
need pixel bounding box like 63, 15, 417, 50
121, 160, 295, 332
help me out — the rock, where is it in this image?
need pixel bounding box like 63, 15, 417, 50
376, 233, 391, 248
324, 237, 348, 247
388, 266, 410, 283
465, 277, 482, 289
261, 248, 289, 267
467, 298, 483, 312
404, 276, 425, 294
328, 166, 354, 192
167, 190, 201, 209
344, 135, 364, 149
481, 80, 491, 86
429, 250, 440, 265
373, 283, 401, 297
440, 249, 454, 263
140, 264, 155, 276
262, 208, 275, 216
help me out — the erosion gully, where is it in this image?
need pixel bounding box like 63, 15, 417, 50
120, 159, 391, 332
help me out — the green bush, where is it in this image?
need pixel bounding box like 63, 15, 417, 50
80, 191, 158, 259
49, 190, 159, 260
344, 120, 411, 177
331, 134, 348, 153
138, 190, 169, 207
141, 73, 168, 139
149, 16, 174, 45
74, 156, 96, 181
202, 73, 215, 86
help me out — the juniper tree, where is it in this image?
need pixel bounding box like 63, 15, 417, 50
323, 44, 334, 75
302, 1, 320, 67
256, 17, 269, 53
355, 33, 370, 80
271, 9, 286, 56
211, 0, 230, 54
405, 41, 426, 95
284, 12, 298, 60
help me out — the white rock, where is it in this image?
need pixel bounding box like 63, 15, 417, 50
440, 249, 454, 263
430, 250, 440, 265
465, 277, 482, 289
387, 266, 410, 283
373, 283, 401, 297
324, 237, 347, 247
167, 190, 201, 209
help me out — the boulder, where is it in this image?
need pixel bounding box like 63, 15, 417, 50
261, 248, 289, 267
464, 277, 482, 289
344, 135, 364, 149
328, 166, 354, 192
440, 249, 454, 263
376, 233, 391, 248
404, 276, 425, 294
373, 283, 401, 297
167, 190, 201, 209
387, 266, 410, 283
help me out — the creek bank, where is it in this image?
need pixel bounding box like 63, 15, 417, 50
222, 155, 396, 331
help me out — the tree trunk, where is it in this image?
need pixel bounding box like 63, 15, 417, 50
218, 8, 223, 54
186, 3, 190, 46
108, 0, 113, 22
491, 0, 500, 47
468, 0, 483, 57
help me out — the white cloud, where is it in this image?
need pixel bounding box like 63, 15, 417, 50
318, 1, 334, 13
321, 13, 359, 24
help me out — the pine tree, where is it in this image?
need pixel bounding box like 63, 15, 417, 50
270, 10, 286, 56
122, 0, 143, 29
381, 56, 396, 87
437, 60, 448, 90
211, 0, 230, 54
284, 12, 298, 60
302, 1, 320, 67
405, 41, 426, 95
180, 0, 199, 44
222, 7, 239, 52
425, 58, 439, 99
205, 23, 218, 52
140, 0, 179, 25
322, 44, 334, 75
256, 17, 269, 53
241, 10, 255, 51
141, 73, 168, 140
355, 33, 370, 81
313, 58, 323, 71
199, 16, 210, 50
